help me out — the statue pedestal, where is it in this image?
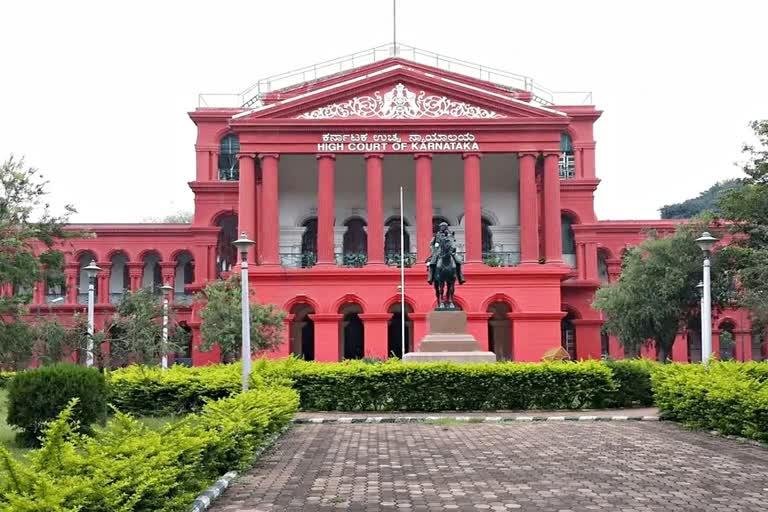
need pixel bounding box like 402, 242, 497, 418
403, 311, 496, 363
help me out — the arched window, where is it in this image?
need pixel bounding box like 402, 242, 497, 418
174, 251, 195, 304
487, 302, 512, 361
719, 321, 736, 361
561, 311, 577, 360
77, 251, 98, 304
597, 249, 609, 282
387, 302, 414, 358
218, 134, 240, 181
289, 304, 315, 361
559, 133, 575, 179
342, 218, 367, 267
141, 252, 162, 292
109, 252, 129, 304
339, 303, 364, 360
215, 213, 238, 277
481, 217, 493, 254
384, 217, 410, 265
561, 214, 576, 269
300, 218, 318, 268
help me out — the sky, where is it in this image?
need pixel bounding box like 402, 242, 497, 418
0, 0, 766, 223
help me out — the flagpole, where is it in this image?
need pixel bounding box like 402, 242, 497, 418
400, 186, 406, 357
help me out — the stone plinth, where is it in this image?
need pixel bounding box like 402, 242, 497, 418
403, 310, 496, 363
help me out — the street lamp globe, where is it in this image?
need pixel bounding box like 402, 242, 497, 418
233, 232, 255, 260
696, 281, 704, 295
160, 283, 173, 297
83, 260, 101, 279
695, 231, 718, 253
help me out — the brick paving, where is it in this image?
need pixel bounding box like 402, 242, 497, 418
210, 422, 768, 512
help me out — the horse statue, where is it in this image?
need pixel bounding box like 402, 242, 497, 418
427, 222, 465, 310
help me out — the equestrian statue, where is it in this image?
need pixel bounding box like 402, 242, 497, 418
426, 222, 465, 310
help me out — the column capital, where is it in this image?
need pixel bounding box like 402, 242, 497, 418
159, 261, 177, 270
413, 152, 433, 160
542, 151, 561, 159
308, 313, 343, 322
462, 152, 482, 160
518, 152, 539, 160
236, 153, 257, 161
316, 153, 336, 161
364, 153, 384, 160
258, 153, 280, 161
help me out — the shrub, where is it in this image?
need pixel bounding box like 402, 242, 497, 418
0, 385, 299, 511
652, 362, 768, 442
260, 358, 617, 411
108, 363, 241, 416
602, 359, 656, 407
7, 364, 107, 445
0, 372, 15, 389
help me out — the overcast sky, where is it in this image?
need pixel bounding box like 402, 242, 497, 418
1, 1, 766, 223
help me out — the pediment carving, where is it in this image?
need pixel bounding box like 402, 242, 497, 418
297, 82, 504, 120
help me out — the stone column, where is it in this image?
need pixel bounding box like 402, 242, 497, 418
606, 258, 622, 283
575, 242, 586, 279
365, 154, 385, 265
543, 152, 563, 263
259, 154, 280, 265
65, 265, 78, 304
359, 313, 390, 359
97, 262, 111, 304
237, 153, 257, 241
462, 152, 482, 263
585, 242, 598, 281
519, 153, 539, 264
310, 314, 343, 361
415, 153, 433, 262
317, 154, 336, 265
160, 262, 176, 303
127, 263, 143, 291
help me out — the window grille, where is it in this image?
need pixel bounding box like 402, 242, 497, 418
218, 134, 240, 181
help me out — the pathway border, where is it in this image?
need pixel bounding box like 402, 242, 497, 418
293, 414, 661, 423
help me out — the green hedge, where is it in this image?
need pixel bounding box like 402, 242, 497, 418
0, 384, 298, 512
108, 363, 241, 416
0, 372, 15, 389
259, 359, 617, 411
652, 362, 768, 442
7, 364, 108, 445
603, 359, 656, 407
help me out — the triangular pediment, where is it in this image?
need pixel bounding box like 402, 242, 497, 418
296, 82, 504, 120
232, 62, 567, 123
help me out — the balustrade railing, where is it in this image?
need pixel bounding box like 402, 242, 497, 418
280, 253, 316, 269
336, 252, 368, 268
483, 251, 520, 267
385, 252, 417, 268
174, 293, 195, 305
109, 292, 124, 305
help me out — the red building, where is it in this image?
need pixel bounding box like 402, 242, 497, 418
16, 45, 765, 364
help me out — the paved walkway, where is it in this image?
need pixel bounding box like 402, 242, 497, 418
210, 422, 768, 512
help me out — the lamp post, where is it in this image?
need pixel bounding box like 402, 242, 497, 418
696, 231, 718, 364
233, 232, 255, 391
83, 260, 101, 367
160, 283, 173, 370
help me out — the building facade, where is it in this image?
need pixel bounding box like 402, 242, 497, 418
15, 46, 766, 364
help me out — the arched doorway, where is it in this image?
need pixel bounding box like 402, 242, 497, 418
719, 321, 736, 361
387, 302, 414, 358
342, 218, 367, 267
215, 213, 238, 277
487, 302, 512, 360
289, 304, 315, 361
339, 303, 364, 359
300, 217, 318, 268
561, 311, 577, 360
174, 322, 193, 367
561, 214, 577, 269
384, 217, 411, 266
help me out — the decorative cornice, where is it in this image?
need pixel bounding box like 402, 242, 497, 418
297, 82, 505, 120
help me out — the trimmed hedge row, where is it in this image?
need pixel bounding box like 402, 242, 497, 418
107, 359, 656, 414
652, 362, 768, 442
108, 363, 241, 416
0, 384, 298, 511
0, 372, 15, 389
260, 359, 619, 411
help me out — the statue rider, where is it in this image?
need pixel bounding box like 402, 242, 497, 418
426, 222, 466, 285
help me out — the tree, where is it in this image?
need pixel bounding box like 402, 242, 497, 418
31, 313, 90, 366
717, 120, 768, 329
142, 210, 193, 223
0, 320, 34, 370
105, 288, 182, 367
197, 276, 285, 361
659, 179, 742, 219
0, 155, 80, 319
593, 223, 729, 361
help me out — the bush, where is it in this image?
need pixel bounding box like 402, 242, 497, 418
652, 362, 768, 442
0, 385, 299, 511
0, 372, 15, 389
108, 363, 241, 416
7, 364, 107, 445
260, 358, 617, 411
602, 359, 656, 407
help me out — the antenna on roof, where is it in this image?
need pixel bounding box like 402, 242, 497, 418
392, 0, 398, 56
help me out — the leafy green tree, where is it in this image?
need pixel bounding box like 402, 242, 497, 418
717, 120, 768, 329
197, 276, 285, 361
105, 288, 181, 367
0, 155, 80, 319
660, 179, 742, 219
0, 320, 35, 370
593, 224, 729, 361
31, 313, 90, 366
